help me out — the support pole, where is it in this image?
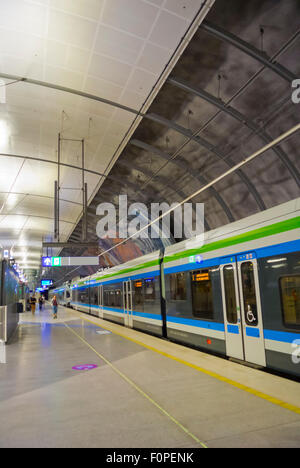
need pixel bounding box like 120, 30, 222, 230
57, 133, 61, 242
84, 182, 88, 242
82, 139, 86, 242
54, 180, 58, 239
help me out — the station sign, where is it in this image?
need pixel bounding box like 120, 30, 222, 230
42, 256, 99, 267
42, 257, 61, 267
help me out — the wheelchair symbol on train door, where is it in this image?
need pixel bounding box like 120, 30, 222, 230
246, 304, 256, 323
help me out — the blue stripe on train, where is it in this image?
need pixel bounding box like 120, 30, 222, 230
166, 316, 225, 332
264, 329, 299, 343
72, 302, 162, 321
246, 327, 260, 338
227, 324, 239, 334
132, 311, 162, 321
71, 303, 299, 343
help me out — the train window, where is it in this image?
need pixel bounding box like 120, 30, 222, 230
169, 273, 187, 301
280, 275, 300, 328
134, 280, 144, 312
104, 288, 119, 308
116, 290, 122, 308
90, 287, 98, 305
104, 290, 109, 307
79, 289, 89, 304
241, 262, 258, 326
223, 265, 237, 324
191, 269, 214, 319
144, 279, 155, 301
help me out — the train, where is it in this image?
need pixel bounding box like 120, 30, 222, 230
51, 198, 300, 377
0, 260, 26, 342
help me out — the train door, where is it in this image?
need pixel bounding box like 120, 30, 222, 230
98, 285, 103, 319
221, 253, 266, 367
237, 253, 266, 367
123, 280, 133, 328
220, 259, 244, 360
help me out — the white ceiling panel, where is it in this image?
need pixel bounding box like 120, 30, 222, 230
0, 0, 47, 36
137, 42, 171, 74
149, 10, 189, 49
94, 25, 144, 64
50, 0, 104, 21
102, 0, 159, 39
164, 0, 203, 20
88, 54, 132, 87
48, 9, 97, 49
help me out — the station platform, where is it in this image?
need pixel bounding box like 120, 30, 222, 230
0, 304, 300, 448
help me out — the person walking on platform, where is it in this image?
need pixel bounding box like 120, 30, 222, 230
52, 295, 58, 320
38, 295, 43, 312
30, 295, 37, 315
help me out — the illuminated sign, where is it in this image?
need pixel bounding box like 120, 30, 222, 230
42, 256, 98, 267
192, 273, 210, 282
41, 280, 53, 287
42, 257, 61, 267
189, 255, 203, 264
42, 257, 52, 267
52, 257, 61, 267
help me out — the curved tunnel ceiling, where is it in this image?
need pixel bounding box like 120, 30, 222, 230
0, 0, 299, 286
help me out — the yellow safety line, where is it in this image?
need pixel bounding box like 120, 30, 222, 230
76, 313, 300, 417
64, 321, 208, 449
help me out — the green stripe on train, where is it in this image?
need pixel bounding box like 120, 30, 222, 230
76, 216, 299, 285
164, 216, 300, 264
94, 259, 161, 282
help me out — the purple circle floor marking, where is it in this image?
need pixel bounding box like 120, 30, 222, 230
72, 364, 98, 371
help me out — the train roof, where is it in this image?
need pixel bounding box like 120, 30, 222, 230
70, 198, 300, 286
71, 250, 161, 287
164, 197, 300, 259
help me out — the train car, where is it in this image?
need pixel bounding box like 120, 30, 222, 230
70, 252, 164, 337
163, 198, 300, 377
50, 282, 71, 307
59, 198, 300, 377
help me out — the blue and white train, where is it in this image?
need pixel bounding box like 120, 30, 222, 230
53, 198, 300, 377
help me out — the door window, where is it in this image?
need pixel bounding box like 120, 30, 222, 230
241, 262, 258, 326
133, 280, 143, 312
223, 265, 237, 324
